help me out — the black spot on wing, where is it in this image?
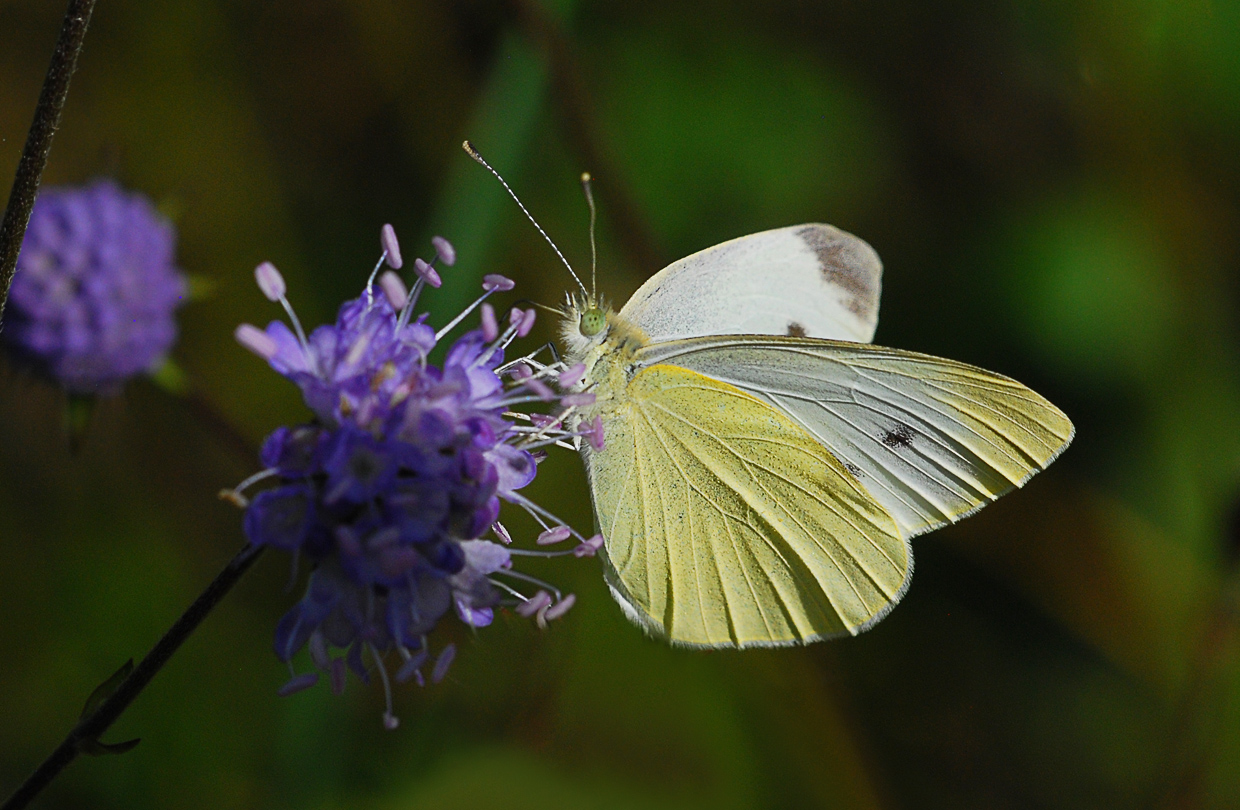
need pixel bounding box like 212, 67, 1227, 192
880, 422, 915, 449
786, 321, 807, 337
795, 225, 880, 319
843, 461, 863, 477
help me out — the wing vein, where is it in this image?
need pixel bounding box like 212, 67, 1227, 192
643, 393, 894, 615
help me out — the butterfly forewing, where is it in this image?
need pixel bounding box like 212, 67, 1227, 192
619, 224, 882, 344
583, 362, 909, 648
637, 337, 1076, 541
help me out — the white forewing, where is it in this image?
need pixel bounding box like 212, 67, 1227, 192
637, 336, 1075, 541
619, 224, 882, 344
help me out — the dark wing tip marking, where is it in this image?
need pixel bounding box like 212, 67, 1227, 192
786, 321, 808, 337
795, 225, 879, 319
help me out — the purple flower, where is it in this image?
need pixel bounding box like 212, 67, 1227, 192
4, 180, 187, 393
230, 227, 601, 728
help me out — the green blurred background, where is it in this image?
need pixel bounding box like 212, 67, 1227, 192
3, 0, 1240, 807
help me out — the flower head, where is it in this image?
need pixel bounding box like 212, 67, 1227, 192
230, 226, 602, 728
4, 180, 187, 393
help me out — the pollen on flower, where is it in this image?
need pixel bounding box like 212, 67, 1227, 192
380, 223, 403, 270
378, 271, 408, 311
558, 363, 586, 388
544, 594, 577, 621
482, 274, 515, 292
574, 534, 604, 557
585, 415, 606, 451
230, 225, 602, 729
481, 303, 499, 342
254, 261, 287, 302
412, 258, 442, 289
3, 179, 187, 393
516, 308, 537, 337
431, 235, 456, 267
516, 590, 552, 617
537, 526, 572, 545
562, 392, 596, 407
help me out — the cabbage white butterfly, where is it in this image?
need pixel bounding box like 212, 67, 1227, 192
466, 143, 1074, 648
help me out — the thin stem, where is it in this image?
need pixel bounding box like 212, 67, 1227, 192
0, 543, 265, 810
0, 0, 98, 321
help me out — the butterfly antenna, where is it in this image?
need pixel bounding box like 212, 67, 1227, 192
528, 300, 566, 317
581, 172, 598, 301
462, 140, 589, 300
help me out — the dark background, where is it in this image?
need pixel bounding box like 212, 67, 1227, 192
2, 0, 1239, 807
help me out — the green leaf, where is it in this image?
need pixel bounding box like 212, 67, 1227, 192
81, 659, 134, 720
80, 737, 142, 757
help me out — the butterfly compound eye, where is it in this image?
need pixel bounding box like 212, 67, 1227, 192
579, 308, 606, 337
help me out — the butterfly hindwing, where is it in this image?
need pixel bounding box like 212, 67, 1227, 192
638, 336, 1076, 541
583, 362, 909, 648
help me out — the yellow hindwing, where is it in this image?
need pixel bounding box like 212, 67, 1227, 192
588, 363, 909, 648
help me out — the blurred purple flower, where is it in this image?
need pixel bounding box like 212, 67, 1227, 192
3, 180, 187, 393
230, 226, 602, 728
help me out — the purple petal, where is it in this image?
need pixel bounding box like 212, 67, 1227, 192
236, 323, 278, 360
455, 594, 495, 627
431, 644, 456, 684
277, 672, 320, 696
395, 650, 428, 683
459, 539, 512, 575
488, 444, 536, 495
245, 485, 315, 551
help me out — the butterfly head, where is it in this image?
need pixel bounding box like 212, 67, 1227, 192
561, 294, 608, 358
561, 293, 649, 374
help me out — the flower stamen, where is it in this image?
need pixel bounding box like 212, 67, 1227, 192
236, 225, 589, 726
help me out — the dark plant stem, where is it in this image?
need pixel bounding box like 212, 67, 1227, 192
0, 0, 97, 321
0, 7, 266, 808
0, 543, 265, 810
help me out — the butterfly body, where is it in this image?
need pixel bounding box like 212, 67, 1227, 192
559, 224, 1074, 648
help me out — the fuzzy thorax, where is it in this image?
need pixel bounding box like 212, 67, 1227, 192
560, 295, 650, 442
